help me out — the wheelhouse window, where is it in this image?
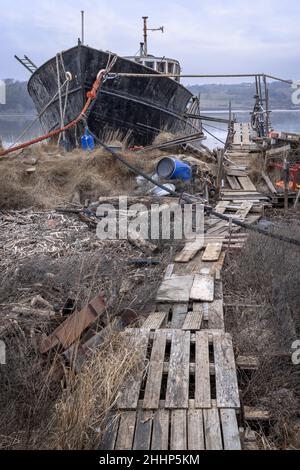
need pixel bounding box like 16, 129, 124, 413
145, 61, 155, 69
168, 62, 174, 74
157, 61, 166, 73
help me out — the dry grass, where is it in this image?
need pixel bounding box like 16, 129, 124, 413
45, 331, 145, 450
0, 139, 166, 210
0, 322, 144, 450
224, 220, 300, 449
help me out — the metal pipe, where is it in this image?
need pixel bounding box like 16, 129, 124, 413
108, 72, 294, 84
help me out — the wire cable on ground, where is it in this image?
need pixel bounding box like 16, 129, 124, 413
87, 128, 300, 248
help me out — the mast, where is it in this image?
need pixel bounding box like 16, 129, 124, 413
141, 16, 164, 57
143, 16, 148, 56
81, 10, 85, 45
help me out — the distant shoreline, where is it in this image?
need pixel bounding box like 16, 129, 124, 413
1, 109, 300, 118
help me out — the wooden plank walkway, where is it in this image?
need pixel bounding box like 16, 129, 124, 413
100, 164, 263, 451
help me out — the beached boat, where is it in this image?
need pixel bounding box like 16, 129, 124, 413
24, 18, 202, 148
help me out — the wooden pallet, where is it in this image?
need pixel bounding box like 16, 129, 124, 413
117, 329, 240, 411
100, 403, 241, 450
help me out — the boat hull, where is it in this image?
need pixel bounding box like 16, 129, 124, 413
28, 45, 200, 147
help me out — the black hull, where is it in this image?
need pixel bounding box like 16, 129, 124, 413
28, 45, 200, 147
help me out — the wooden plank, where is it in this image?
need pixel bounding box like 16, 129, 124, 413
226, 169, 248, 177
190, 274, 214, 302
143, 330, 167, 410
220, 409, 242, 450
171, 303, 188, 329
40, 294, 106, 353
202, 242, 222, 262
118, 330, 149, 409
170, 410, 187, 450
206, 220, 229, 235
133, 410, 153, 450
195, 331, 211, 408
208, 299, 225, 330
203, 408, 223, 450
151, 410, 169, 450
262, 171, 277, 194
227, 175, 241, 190
237, 176, 257, 191
182, 304, 204, 331
213, 333, 240, 408
156, 275, 194, 303
165, 330, 190, 409
142, 312, 167, 330
174, 238, 204, 263
99, 413, 120, 450
235, 201, 253, 220
215, 201, 229, 214
164, 264, 174, 279
266, 144, 291, 157
188, 410, 205, 450
115, 412, 136, 450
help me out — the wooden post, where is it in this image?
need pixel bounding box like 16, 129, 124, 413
294, 189, 300, 209
283, 156, 289, 212
216, 148, 224, 195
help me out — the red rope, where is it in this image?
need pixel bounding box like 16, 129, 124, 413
0, 71, 106, 158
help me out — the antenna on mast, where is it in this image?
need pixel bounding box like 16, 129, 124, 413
81, 10, 85, 45
142, 16, 164, 56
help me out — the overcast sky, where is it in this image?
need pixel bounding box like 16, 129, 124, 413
0, 0, 299, 84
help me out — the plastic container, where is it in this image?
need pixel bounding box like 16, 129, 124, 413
156, 157, 192, 181
81, 128, 95, 151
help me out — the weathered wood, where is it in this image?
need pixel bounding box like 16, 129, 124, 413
220, 409, 242, 450
171, 303, 188, 328
142, 312, 167, 330
165, 330, 190, 409
208, 299, 225, 330
115, 412, 136, 450
195, 331, 211, 408
244, 407, 270, 421
182, 304, 204, 331
118, 330, 149, 409
40, 294, 106, 353
156, 275, 194, 303
133, 410, 153, 450
190, 274, 214, 302
261, 171, 277, 194
164, 264, 174, 279
174, 238, 204, 263
202, 242, 222, 262
128, 229, 159, 254
99, 413, 120, 450
213, 333, 240, 408
203, 408, 223, 450
235, 201, 253, 220
151, 410, 169, 450
237, 176, 257, 191
227, 175, 241, 190
143, 330, 167, 410
171, 410, 187, 450
188, 410, 205, 450
265, 144, 291, 157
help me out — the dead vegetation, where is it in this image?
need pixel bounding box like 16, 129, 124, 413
0, 322, 144, 450
223, 214, 300, 449
0, 142, 163, 210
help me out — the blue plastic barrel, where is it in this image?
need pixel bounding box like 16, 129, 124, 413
81, 128, 95, 151
156, 157, 192, 181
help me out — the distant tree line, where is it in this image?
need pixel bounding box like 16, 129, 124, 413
0, 79, 298, 114
188, 81, 299, 110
